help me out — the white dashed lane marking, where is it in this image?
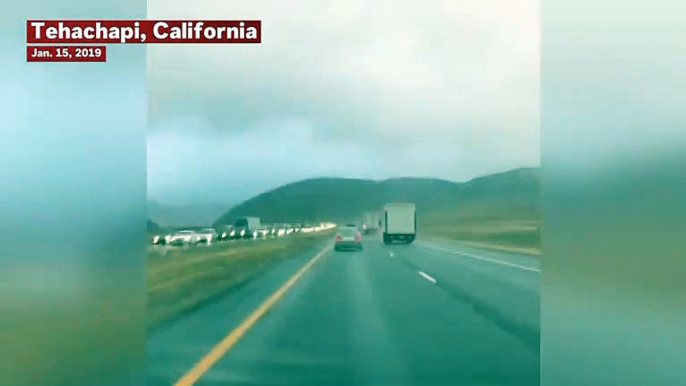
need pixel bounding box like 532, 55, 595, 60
418, 271, 437, 284
422, 244, 541, 273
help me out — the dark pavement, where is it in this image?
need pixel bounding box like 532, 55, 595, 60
148, 235, 540, 386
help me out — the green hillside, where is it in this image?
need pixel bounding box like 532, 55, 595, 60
216, 167, 540, 223
147, 219, 161, 232
214, 167, 540, 251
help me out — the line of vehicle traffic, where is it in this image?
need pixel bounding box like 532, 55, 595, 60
151, 218, 336, 248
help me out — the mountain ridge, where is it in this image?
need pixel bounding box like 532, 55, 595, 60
215, 167, 540, 225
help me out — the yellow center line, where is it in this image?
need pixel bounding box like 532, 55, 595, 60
173, 242, 332, 386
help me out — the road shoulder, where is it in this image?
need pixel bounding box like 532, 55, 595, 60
422, 237, 541, 257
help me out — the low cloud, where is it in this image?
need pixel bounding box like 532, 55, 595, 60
147, 0, 540, 204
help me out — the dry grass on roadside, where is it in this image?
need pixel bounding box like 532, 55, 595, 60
147, 232, 331, 330
419, 204, 541, 254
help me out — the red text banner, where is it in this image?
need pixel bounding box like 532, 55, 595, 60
26, 20, 261, 44
26, 45, 107, 62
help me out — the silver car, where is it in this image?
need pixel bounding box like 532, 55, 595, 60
334, 227, 363, 251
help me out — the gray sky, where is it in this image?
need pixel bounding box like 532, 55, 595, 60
147, 0, 540, 206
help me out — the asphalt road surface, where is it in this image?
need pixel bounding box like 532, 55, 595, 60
148, 235, 541, 386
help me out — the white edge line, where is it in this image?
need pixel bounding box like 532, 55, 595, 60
425, 245, 541, 273
418, 271, 437, 283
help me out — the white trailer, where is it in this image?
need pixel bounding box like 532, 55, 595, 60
382, 203, 416, 244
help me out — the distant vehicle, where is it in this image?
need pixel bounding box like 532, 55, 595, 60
362, 211, 382, 235
334, 226, 363, 251
233, 217, 261, 239
216, 225, 232, 241
255, 225, 271, 238
277, 223, 291, 235
272, 223, 289, 237
382, 203, 416, 244
265, 224, 279, 237
225, 222, 240, 240
169, 230, 202, 246
152, 233, 170, 245
196, 228, 218, 244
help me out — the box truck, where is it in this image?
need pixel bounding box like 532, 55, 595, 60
362, 211, 382, 235
233, 217, 261, 239
382, 203, 416, 244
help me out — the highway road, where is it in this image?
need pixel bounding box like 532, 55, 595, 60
148, 235, 541, 386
